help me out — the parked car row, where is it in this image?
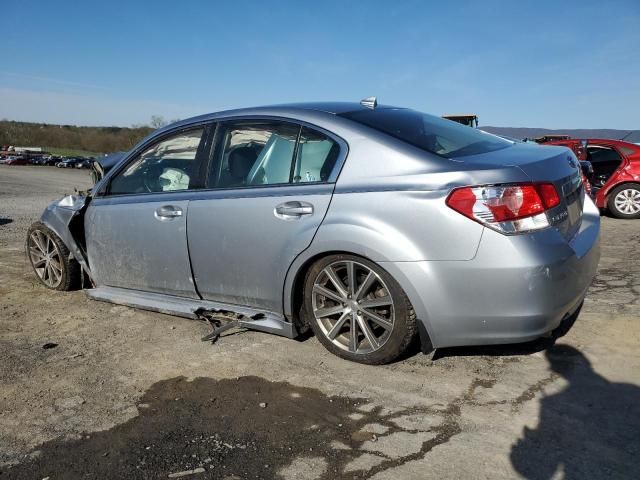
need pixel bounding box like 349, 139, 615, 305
0, 154, 95, 168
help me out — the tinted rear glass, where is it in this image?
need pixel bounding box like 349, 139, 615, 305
341, 108, 511, 157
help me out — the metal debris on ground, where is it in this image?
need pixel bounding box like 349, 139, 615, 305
196, 309, 265, 344
167, 467, 206, 478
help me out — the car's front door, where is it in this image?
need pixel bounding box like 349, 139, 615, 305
85, 127, 207, 298
187, 120, 344, 313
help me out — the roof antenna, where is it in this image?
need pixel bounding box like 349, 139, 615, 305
620, 130, 633, 141
360, 96, 377, 109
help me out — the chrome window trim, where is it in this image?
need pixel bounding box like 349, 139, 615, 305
90, 183, 335, 206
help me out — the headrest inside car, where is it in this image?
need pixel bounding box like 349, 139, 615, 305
229, 147, 258, 181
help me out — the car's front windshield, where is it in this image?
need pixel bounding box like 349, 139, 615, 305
341, 108, 512, 158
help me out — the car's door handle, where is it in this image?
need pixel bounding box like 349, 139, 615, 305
274, 201, 314, 219
154, 205, 183, 221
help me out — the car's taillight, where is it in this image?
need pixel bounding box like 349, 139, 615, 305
446, 183, 561, 234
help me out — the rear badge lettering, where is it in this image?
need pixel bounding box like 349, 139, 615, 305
550, 210, 569, 223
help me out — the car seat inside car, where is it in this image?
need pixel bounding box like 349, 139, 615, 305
247, 135, 295, 185
226, 146, 260, 186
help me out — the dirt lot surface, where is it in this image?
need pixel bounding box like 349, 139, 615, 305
1, 165, 639, 480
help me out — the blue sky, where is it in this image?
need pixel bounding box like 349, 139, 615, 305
2, 0, 639, 128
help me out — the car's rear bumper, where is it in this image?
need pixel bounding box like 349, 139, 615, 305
381, 197, 601, 348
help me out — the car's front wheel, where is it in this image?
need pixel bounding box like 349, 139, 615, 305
26, 222, 80, 291
608, 183, 640, 219
303, 254, 417, 364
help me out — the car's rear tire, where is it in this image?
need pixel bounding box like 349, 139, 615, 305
303, 254, 417, 365
607, 183, 640, 219
26, 222, 80, 291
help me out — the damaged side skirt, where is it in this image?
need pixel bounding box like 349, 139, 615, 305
86, 286, 297, 339
195, 308, 266, 343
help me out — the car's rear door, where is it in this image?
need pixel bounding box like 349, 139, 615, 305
586, 142, 626, 188
187, 119, 345, 313
85, 126, 210, 298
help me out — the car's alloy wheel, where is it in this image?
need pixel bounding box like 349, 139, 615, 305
614, 188, 640, 215
26, 222, 80, 291
608, 184, 640, 219
28, 229, 64, 288
304, 254, 418, 364
312, 260, 395, 354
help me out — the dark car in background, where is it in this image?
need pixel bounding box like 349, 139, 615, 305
75, 158, 94, 169
38, 155, 62, 166
56, 158, 80, 168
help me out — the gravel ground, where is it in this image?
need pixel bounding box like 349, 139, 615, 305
1, 165, 639, 480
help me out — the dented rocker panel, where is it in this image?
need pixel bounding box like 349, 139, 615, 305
86, 286, 296, 338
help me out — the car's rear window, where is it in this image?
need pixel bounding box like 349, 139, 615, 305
340, 108, 511, 158
619, 145, 637, 157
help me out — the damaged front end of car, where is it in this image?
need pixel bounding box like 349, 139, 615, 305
40, 193, 94, 285
39, 149, 126, 285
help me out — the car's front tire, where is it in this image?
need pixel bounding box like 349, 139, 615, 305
608, 183, 640, 219
303, 254, 417, 365
26, 222, 80, 291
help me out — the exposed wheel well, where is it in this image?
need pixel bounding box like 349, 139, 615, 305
608, 181, 640, 192
606, 182, 640, 204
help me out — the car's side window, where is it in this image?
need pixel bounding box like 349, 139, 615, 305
293, 127, 340, 183
209, 122, 342, 188
213, 122, 300, 188
108, 128, 204, 195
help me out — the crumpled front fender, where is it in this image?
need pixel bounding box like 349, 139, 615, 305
40, 195, 94, 282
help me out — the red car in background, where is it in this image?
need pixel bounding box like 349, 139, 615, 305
543, 138, 640, 219
4, 156, 30, 165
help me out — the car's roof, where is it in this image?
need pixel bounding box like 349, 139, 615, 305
155, 102, 403, 137
214, 101, 400, 117
269, 102, 399, 114
550, 138, 638, 147
584, 138, 639, 146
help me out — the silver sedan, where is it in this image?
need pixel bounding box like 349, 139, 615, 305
27, 99, 600, 364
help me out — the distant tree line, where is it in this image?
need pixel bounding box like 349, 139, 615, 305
0, 117, 174, 154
